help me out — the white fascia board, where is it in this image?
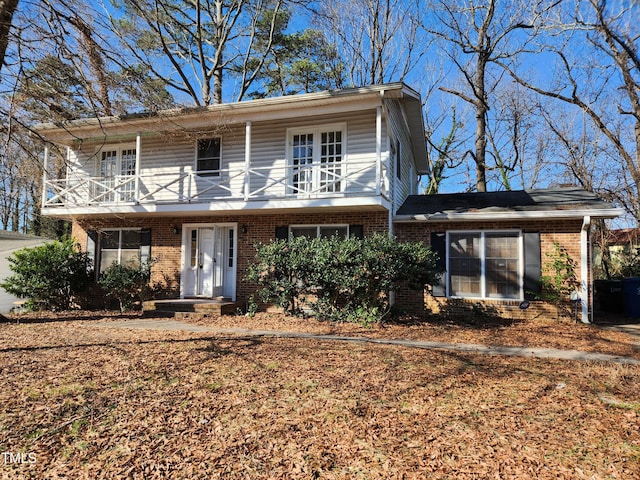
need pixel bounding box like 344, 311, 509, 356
41, 196, 391, 219
393, 208, 624, 223
35, 84, 409, 145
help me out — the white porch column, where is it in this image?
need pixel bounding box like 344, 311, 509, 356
376, 106, 382, 196
41, 146, 49, 208
135, 133, 142, 202
244, 121, 252, 201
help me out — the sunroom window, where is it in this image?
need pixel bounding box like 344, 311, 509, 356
448, 231, 521, 299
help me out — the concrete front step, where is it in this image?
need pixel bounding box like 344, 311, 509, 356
143, 299, 239, 318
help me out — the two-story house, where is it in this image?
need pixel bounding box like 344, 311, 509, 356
35, 83, 621, 323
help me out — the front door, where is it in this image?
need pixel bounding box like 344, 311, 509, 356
183, 225, 236, 299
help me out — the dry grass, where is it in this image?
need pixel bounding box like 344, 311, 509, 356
0, 311, 638, 479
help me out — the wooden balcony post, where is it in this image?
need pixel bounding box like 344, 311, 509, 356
135, 133, 142, 202
376, 106, 382, 195
41, 146, 49, 207
244, 120, 252, 201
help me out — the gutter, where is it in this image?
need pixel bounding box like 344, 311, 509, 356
393, 208, 624, 223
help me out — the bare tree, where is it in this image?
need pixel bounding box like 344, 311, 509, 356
312, 0, 428, 87
0, 0, 18, 71
484, 83, 552, 190
501, 0, 640, 221
107, 0, 287, 106
425, 0, 554, 192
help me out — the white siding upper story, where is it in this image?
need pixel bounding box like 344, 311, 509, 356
37, 83, 427, 218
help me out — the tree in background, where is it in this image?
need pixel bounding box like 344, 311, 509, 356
107, 0, 290, 105
313, 0, 428, 86
0, 0, 18, 71
502, 0, 640, 223
425, 0, 555, 192
243, 8, 344, 98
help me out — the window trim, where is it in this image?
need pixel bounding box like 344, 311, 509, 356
289, 224, 352, 239
286, 122, 347, 194
195, 136, 223, 177
445, 229, 524, 301
97, 228, 143, 273
95, 144, 137, 177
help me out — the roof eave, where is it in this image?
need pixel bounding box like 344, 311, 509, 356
393, 208, 624, 223
34, 83, 415, 145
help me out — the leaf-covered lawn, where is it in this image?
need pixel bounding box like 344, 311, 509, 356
0, 312, 638, 479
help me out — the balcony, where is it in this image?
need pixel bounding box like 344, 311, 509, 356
42, 157, 391, 212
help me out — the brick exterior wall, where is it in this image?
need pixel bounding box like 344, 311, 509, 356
71, 214, 589, 321
394, 219, 587, 322
72, 209, 390, 306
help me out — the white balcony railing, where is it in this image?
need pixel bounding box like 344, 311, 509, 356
43, 158, 390, 208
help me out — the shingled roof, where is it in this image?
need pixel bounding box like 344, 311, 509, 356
394, 187, 621, 222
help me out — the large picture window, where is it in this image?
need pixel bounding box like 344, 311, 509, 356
290, 225, 349, 240
448, 231, 521, 300
98, 229, 149, 273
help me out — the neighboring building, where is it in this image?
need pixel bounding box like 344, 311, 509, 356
607, 228, 640, 257
0, 231, 49, 313
33, 83, 622, 323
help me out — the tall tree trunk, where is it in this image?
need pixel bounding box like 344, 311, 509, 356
0, 0, 19, 71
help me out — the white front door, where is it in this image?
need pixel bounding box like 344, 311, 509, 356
183, 225, 236, 299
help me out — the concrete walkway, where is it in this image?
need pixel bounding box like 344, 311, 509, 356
101, 318, 640, 365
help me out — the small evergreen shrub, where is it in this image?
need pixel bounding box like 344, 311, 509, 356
98, 260, 152, 312
0, 238, 93, 311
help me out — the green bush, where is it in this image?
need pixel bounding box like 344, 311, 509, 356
0, 238, 93, 311
536, 242, 579, 320
98, 260, 152, 312
245, 234, 441, 325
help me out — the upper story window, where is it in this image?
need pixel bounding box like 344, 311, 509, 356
447, 231, 522, 300
288, 124, 346, 195
97, 146, 136, 202
196, 138, 222, 177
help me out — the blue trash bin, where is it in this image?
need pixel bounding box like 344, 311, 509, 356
622, 278, 640, 318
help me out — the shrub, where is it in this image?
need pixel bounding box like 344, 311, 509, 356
98, 260, 152, 312
0, 238, 93, 311
537, 242, 579, 320
246, 234, 442, 325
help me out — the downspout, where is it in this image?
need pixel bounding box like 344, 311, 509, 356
581, 215, 591, 324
